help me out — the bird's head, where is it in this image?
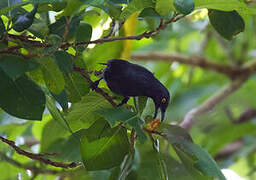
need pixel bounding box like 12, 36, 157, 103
152, 85, 170, 122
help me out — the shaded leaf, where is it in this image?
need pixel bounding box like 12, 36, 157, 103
173, 0, 194, 15
120, 0, 154, 20
164, 125, 226, 180
49, 15, 81, 40
136, 145, 168, 180
43, 34, 62, 54
0, 17, 5, 38
40, 119, 81, 162
0, 70, 45, 120
52, 90, 69, 111
96, 107, 147, 143
53, 50, 73, 74
208, 10, 245, 40
0, 55, 39, 80
139, 8, 162, 19
80, 120, 130, 171
75, 22, 92, 52
64, 72, 90, 103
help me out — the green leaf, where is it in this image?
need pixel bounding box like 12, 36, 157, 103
40, 119, 68, 152
80, 120, 130, 171
52, 90, 69, 111
28, 21, 49, 39
109, 152, 135, 180
0, 1, 29, 16
75, 22, 92, 52
120, 0, 154, 20
40, 119, 81, 162
194, 0, 256, 15
53, 50, 73, 74
208, 10, 245, 40
0, 70, 45, 120
64, 72, 90, 103
134, 96, 148, 116
49, 15, 81, 40
136, 146, 168, 180
96, 107, 147, 143
61, 0, 82, 16
39, 56, 65, 94
0, 122, 31, 139
156, 0, 174, 16
44, 129, 83, 162
173, 0, 194, 15
43, 34, 62, 54
164, 125, 226, 180
0, 17, 5, 38
139, 8, 162, 19
66, 92, 112, 131
46, 94, 73, 134
0, 55, 39, 80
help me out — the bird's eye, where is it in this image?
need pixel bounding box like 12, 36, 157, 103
161, 98, 166, 103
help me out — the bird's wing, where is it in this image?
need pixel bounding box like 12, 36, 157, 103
111, 64, 156, 96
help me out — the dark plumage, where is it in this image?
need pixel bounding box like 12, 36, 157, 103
93, 59, 170, 121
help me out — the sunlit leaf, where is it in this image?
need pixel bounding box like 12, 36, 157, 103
66, 92, 112, 131
39, 56, 65, 94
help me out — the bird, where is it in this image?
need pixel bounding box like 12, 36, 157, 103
92, 59, 170, 122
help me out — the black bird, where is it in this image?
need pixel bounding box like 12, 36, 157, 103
93, 59, 170, 121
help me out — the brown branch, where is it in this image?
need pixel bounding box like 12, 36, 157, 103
0, 151, 61, 175
226, 108, 256, 124
131, 52, 247, 78
214, 140, 243, 160
62, 17, 71, 42
0, 136, 80, 169
180, 76, 249, 130
73, 66, 117, 107
4, 13, 185, 51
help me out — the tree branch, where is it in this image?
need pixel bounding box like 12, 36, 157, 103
0, 151, 61, 175
2, 13, 185, 53
180, 75, 248, 130
131, 52, 246, 78
0, 136, 81, 169
73, 66, 117, 107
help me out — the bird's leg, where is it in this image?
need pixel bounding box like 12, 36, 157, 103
117, 97, 130, 107
91, 77, 103, 90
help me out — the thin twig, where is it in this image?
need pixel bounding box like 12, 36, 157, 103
103, 20, 116, 39
0, 151, 61, 175
0, 136, 80, 168
4, 13, 185, 51
73, 66, 117, 107
129, 128, 136, 149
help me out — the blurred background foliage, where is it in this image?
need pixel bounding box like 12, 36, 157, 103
1, 0, 256, 179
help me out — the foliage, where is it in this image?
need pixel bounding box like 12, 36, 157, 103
0, 0, 256, 179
